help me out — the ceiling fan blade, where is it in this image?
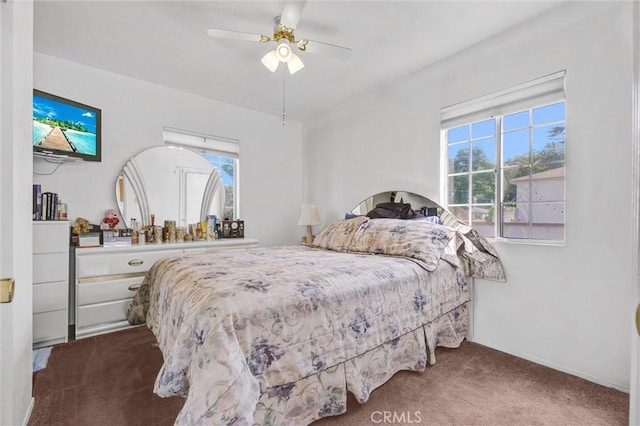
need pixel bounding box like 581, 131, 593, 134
305, 39, 352, 61
279, 0, 307, 30
206, 28, 262, 43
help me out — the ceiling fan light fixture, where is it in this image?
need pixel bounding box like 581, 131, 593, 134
275, 42, 293, 62
287, 53, 304, 75
261, 50, 279, 72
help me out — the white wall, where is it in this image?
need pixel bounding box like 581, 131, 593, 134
0, 1, 34, 424
304, 2, 634, 390
34, 54, 304, 247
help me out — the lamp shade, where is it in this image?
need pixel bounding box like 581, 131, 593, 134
297, 204, 320, 226
261, 50, 279, 72
287, 53, 304, 75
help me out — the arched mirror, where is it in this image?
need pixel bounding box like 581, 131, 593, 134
351, 190, 443, 216
116, 146, 227, 228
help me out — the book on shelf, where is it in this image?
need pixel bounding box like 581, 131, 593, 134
33, 186, 62, 221
32, 184, 42, 220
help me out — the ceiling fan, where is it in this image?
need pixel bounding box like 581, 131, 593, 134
206, 0, 351, 75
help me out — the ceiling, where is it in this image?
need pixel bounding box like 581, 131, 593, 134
33, 0, 567, 123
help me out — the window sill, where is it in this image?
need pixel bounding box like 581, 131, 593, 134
486, 237, 565, 247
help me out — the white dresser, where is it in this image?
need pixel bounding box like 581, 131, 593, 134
33, 221, 70, 348
73, 238, 258, 339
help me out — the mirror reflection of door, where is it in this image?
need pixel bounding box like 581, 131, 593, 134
182, 168, 217, 228
115, 145, 232, 227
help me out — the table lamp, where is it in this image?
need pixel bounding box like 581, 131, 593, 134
297, 204, 320, 244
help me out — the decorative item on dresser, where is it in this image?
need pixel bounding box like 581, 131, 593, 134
72, 238, 258, 339
33, 220, 70, 348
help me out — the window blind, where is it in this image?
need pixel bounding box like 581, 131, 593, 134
441, 70, 566, 129
163, 127, 239, 158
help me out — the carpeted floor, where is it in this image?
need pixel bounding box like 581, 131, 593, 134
29, 326, 629, 426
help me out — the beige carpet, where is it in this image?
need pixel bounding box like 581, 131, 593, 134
30, 326, 628, 425
314, 343, 628, 425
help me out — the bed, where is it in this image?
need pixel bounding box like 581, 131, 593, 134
126, 194, 506, 425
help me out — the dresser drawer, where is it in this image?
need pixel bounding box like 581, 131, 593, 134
78, 276, 143, 306
77, 300, 131, 328
33, 252, 68, 283
33, 310, 67, 343
33, 280, 68, 313
33, 222, 69, 254
76, 249, 183, 278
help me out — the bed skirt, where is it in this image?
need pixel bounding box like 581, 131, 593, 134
252, 302, 470, 426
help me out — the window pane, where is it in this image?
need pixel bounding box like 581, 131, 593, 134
448, 125, 469, 143
502, 166, 530, 203
471, 138, 495, 171
472, 171, 495, 203
449, 175, 469, 205
503, 110, 529, 131
530, 202, 564, 240
503, 129, 530, 166
532, 102, 565, 125
449, 205, 469, 224
533, 124, 565, 160
472, 119, 495, 139
472, 205, 495, 238
530, 166, 565, 202
502, 203, 531, 239
448, 144, 469, 173
531, 201, 564, 223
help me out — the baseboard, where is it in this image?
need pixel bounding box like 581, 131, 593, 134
21, 397, 34, 426
477, 341, 630, 393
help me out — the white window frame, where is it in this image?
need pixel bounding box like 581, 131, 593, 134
163, 127, 240, 219
440, 71, 566, 244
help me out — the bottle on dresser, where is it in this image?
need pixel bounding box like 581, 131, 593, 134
130, 218, 139, 244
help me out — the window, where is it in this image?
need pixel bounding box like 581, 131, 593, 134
163, 127, 240, 220
441, 72, 566, 241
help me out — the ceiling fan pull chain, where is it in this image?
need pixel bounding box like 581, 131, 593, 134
282, 68, 287, 126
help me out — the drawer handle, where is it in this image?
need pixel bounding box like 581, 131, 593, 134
128, 283, 141, 292
128, 259, 144, 266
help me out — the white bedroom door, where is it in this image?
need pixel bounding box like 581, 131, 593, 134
0, 5, 13, 424
0, 1, 34, 425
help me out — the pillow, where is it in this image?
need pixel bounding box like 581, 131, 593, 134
412, 215, 442, 225
439, 209, 498, 257
310, 216, 368, 252
439, 209, 506, 281
347, 218, 455, 271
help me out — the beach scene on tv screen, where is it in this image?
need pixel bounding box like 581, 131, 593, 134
32, 94, 97, 156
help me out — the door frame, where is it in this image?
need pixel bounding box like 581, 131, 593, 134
630, 1, 639, 424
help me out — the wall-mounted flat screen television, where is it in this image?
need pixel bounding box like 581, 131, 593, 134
32, 89, 102, 162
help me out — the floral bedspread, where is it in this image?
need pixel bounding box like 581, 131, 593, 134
128, 245, 469, 425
